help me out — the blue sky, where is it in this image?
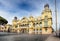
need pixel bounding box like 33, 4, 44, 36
0, 0, 60, 30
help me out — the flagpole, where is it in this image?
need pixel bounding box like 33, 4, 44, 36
55, 0, 57, 36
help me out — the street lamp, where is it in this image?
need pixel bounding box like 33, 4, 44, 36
55, 0, 57, 36
59, 24, 60, 37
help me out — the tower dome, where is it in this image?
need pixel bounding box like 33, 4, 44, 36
44, 4, 49, 8
14, 16, 17, 20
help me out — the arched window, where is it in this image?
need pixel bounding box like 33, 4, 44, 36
40, 22, 42, 28
45, 28, 47, 32
15, 25, 18, 28
44, 16, 48, 27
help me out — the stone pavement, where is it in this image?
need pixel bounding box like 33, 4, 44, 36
0, 32, 17, 36
45, 33, 60, 41
0, 33, 50, 41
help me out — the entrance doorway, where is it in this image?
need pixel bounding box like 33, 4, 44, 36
21, 28, 27, 34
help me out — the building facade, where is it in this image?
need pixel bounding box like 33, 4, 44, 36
7, 4, 53, 34
0, 4, 53, 34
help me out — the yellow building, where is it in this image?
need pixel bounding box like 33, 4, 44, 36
0, 25, 5, 32
6, 4, 53, 34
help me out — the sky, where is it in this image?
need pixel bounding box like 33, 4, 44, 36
0, 0, 60, 30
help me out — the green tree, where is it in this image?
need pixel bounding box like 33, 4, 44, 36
0, 16, 8, 25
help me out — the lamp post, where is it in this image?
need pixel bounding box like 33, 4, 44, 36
55, 0, 57, 36
59, 24, 60, 37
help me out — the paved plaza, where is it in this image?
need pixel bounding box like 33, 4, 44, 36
45, 32, 60, 41
0, 32, 60, 41
0, 32, 50, 41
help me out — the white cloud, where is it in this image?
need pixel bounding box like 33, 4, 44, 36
0, 10, 13, 24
